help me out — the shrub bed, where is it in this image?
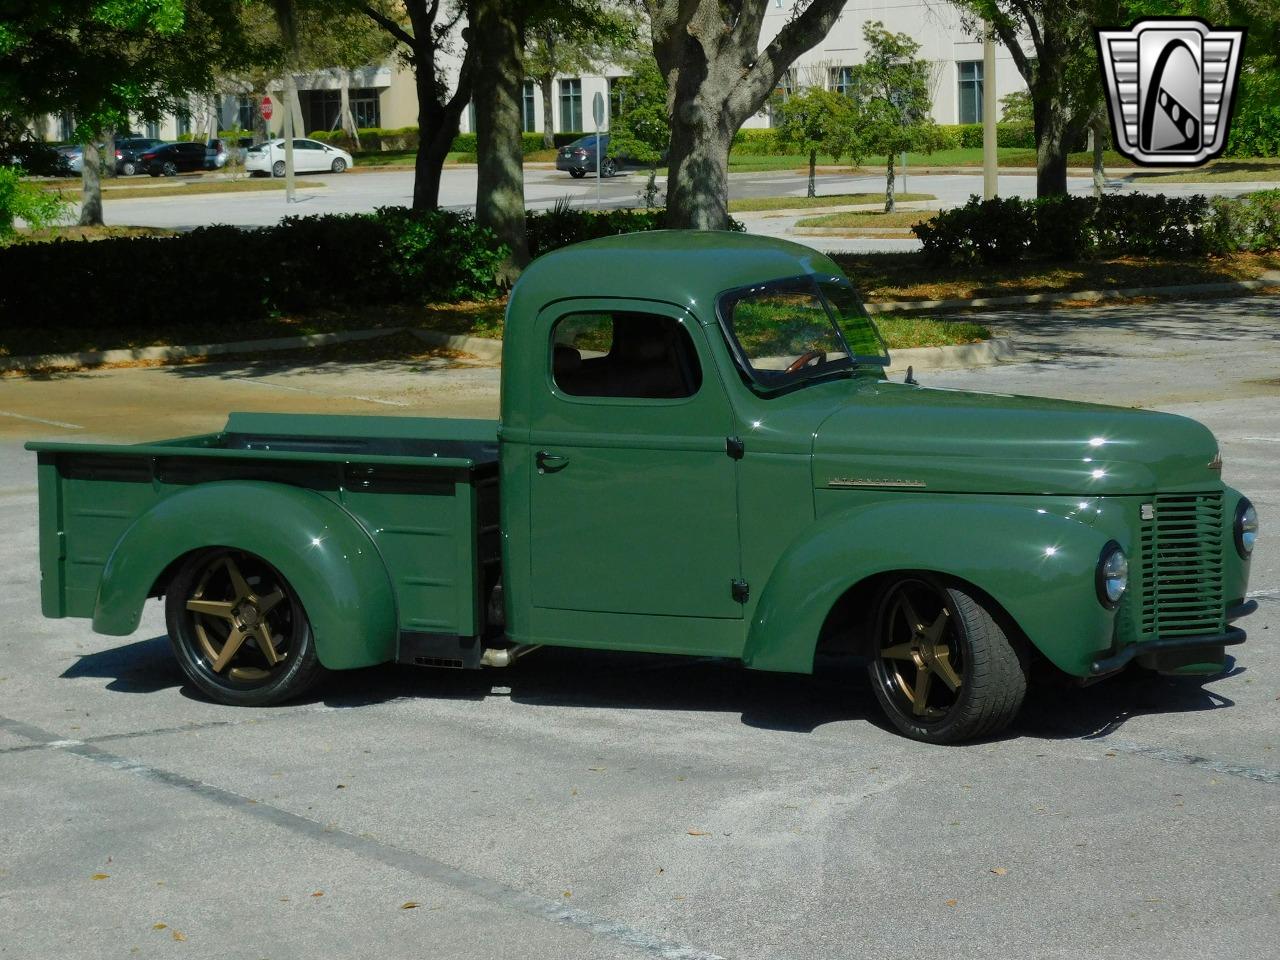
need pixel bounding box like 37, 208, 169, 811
0, 206, 744, 342
914, 192, 1280, 265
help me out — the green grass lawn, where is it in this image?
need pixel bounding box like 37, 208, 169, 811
37, 177, 325, 200
729, 192, 934, 213
796, 210, 936, 229
1125, 158, 1280, 183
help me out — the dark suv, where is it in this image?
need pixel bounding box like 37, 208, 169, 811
556, 134, 620, 178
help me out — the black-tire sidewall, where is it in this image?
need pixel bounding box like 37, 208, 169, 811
867, 577, 1025, 744
164, 549, 323, 707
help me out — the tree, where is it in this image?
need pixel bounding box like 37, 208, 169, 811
772, 86, 860, 199
359, 0, 477, 210
524, 10, 635, 149
949, 1, 1120, 198
0, 1, 260, 224
463, 0, 622, 274
847, 22, 943, 213
606, 54, 669, 206
644, 0, 849, 230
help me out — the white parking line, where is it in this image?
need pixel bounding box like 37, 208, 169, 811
0, 410, 83, 430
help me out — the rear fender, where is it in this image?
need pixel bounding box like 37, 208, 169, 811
93, 481, 397, 670
744, 500, 1114, 677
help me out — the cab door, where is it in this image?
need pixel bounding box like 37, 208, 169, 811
528, 298, 742, 620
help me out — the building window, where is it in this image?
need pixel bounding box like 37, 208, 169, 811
300, 88, 381, 135
559, 78, 582, 132
522, 80, 537, 133
768, 68, 795, 126
145, 120, 160, 139
958, 60, 983, 124
176, 108, 191, 137
236, 95, 258, 131
58, 112, 75, 141
829, 66, 854, 96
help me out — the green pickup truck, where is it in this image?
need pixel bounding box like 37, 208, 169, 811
28, 232, 1259, 743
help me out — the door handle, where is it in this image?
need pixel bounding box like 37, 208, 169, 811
536, 450, 569, 474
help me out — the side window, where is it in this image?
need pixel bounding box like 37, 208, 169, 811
551, 311, 703, 400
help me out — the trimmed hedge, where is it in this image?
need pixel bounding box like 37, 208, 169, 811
0, 206, 745, 338
914, 191, 1280, 265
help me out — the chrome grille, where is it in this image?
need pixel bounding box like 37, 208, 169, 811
1138, 493, 1225, 638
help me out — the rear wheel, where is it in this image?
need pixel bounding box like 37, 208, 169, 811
331, 157, 347, 173
272, 160, 285, 178
165, 548, 326, 707
161, 161, 177, 177
121, 160, 137, 176
867, 577, 1027, 743
569, 168, 586, 179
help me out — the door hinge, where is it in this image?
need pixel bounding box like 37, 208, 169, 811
731, 578, 750, 603
726, 436, 744, 460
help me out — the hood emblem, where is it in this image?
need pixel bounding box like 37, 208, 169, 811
828, 477, 927, 489
1208, 451, 1223, 471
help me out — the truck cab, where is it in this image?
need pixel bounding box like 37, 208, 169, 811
27, 232, 1259, 743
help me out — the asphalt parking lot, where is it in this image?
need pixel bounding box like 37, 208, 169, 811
1, 296, 1276, 959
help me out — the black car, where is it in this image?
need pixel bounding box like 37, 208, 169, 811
141, 142, 212, 176
113, 137, 163, 176
556, 134, 620, 178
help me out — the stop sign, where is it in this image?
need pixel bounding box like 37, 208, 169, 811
260, 96, 273, 121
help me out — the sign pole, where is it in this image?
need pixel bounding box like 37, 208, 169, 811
283, 74, 297, 203
592, 91, 605, 209
983, 21, 998, 199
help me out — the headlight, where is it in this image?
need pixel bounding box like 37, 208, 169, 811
1096, 541, 1128, 609
1235, 499, 1258, 559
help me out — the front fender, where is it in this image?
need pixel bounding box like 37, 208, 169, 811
744, 500, 1115, 677
94, 481, 397, 670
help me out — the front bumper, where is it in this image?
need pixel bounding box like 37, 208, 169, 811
1088, 599, 1257, 676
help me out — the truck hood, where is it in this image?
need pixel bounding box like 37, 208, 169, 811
812, 382, 1220, 495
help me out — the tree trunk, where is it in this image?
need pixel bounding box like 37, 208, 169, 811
339, 70, 360, 149
1033, 92, 1070, 197
884, 153, 896, 213
807, 149, 816, 198
664, 82, 734, 230
469, 0, 529, 271
79, 140, 103, 226
412, 55, 470, 211
1092, 112, 1107, 198
102, 128, 116, 180
539, 75, 555, 149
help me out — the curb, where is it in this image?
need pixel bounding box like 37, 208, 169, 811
409, 329, 504, 360
863, 272, 1280, 314
0, 325, 1012, 377
0, 328, 403, 374
886, 337, 1016, 373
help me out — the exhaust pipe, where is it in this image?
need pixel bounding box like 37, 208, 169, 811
479, 644, 541, 668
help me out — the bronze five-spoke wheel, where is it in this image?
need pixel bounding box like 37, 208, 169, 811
165, 548, 325, 706
868, 577, 1028, 744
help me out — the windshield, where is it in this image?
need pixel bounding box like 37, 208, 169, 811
716, 274, 888, 391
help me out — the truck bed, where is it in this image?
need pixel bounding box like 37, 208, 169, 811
27, 413, 501, 657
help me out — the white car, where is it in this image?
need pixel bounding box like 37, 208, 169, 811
245, 138, 354, 177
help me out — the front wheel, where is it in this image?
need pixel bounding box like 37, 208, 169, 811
165, 548, 326, 706
331, 157, 347, 173
569, 168, 586, 179
272, 160, 285, 178
601, 158, 616, 177
867, 577, 1027, 743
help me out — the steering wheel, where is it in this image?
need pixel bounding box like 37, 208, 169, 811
785, 349, 827, 374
